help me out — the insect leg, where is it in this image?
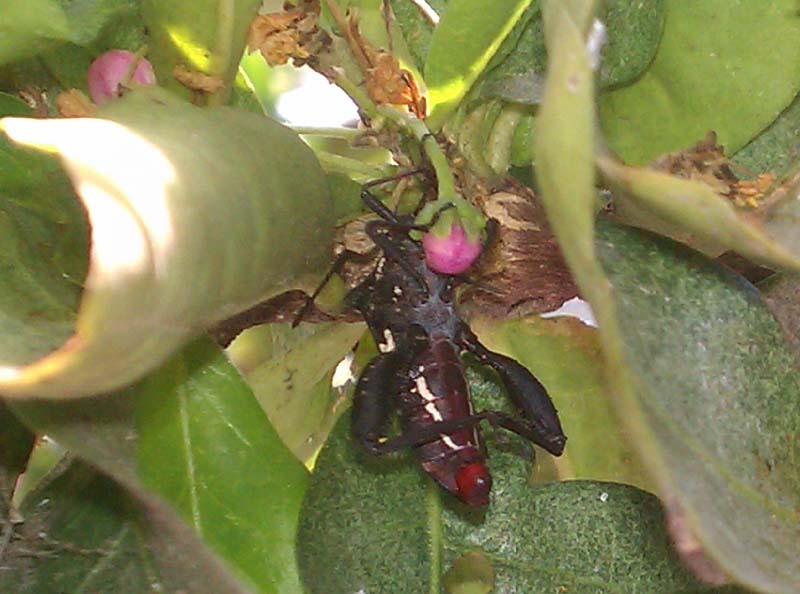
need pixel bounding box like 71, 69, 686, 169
362, 407, 564, 455
361, 168, 431, 225
352, 351, 401, 455
363, 411, 495, 454
291, 246, 380, 327
361, 177, 454, 234
459, 325, 567, 455
481, 412, 566, 456
364, 219, 429, 291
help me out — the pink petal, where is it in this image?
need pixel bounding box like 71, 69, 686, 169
422, 224, 483, 274
88, 50, 156, 104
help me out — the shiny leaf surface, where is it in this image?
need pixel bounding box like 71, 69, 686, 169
136, 336, 309, 594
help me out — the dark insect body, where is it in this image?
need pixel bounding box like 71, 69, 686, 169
335, 181, 567, 507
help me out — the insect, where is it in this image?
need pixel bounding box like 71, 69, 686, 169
300, 176, 566, 506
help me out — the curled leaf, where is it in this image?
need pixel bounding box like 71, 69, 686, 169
0, 88, 334, 398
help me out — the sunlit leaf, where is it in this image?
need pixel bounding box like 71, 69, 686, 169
390, 0, 447, 73
0, 87, 334, 398
142, 0, 260, 103
425, 0, 533, 129
239, 322, 365, 463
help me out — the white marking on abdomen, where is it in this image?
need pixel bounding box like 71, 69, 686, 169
378, 328, 395, 353
441, 435, 459, 450
424, 402, 443, 421
415, 376, 444, 421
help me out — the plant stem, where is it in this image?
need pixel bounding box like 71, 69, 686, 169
293, 126, 364, 138
376, 105, 456, 201
207, 0, 237, 106
425, 478, 442, 594
376, 105, 486, 239
315, 152, 393, 177
332, 72, 379, 120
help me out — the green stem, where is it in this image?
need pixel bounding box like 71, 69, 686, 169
376, 105, 456, 200
121, 46, 150, 89
207, 0, 237, 106
293, 126, 364, 138
315, 151, 394, 177
376, 105, 486, 239
333, 72, 380, 120
426, 478, 442, 594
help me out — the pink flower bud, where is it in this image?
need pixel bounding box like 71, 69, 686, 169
422, 223, 483, 274
87, 50, 156, 104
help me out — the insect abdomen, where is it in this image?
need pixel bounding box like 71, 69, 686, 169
400, 338, 487, 497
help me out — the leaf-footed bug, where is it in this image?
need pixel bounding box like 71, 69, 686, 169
295, 172, 566, 506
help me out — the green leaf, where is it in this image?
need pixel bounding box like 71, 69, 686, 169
142, 0, 260, 103
425, 0, 533, 130
598, 0, 666, 89
346, 0, 425, 88
9, 435, 65, 509
298, 415, 708, 593
733, 92, 800, 178
471, 316, 654, 491
0, 137, 88, 367
599, 0, 800, 164
59, 0, 141, 47
0, 93, 34, 117
0, 0, 72, 65
238, 322, 365, 463
0, 458, 255, 594
389, 0, 448, 73
0, 87, 335, 398
442, 551, 494, 594
480, 0, 665, 104
9, 335, 308, 594
0, 402, 34, 484
760, 274, 800, 358
596, 155, 800, 272
595, 220, 800, 594
754, 169, 800, 260
35, 1, 145, 92
533, 0, 616, 368
135, 336, 309, 594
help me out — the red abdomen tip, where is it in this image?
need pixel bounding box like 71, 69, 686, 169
455, 462, 492, 506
